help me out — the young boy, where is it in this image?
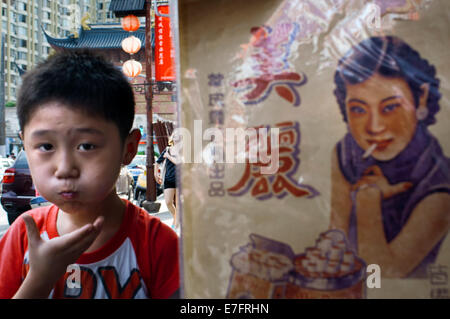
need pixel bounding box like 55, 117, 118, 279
0, 51, 180, 299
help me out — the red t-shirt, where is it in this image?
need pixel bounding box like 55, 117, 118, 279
0, 200, 180, 299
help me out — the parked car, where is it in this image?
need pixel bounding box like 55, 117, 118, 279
134, 167, 163, 207
127, 155, 146, 186
116, 165, 134, 199
0, 157, 14, 186
1, 151, 34, 225
30, 195, 51, 209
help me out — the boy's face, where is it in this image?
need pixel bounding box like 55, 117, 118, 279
22, 102, 127, 214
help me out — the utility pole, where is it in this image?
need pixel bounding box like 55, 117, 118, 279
0, 34, 6, 157
109, 0, 160, 212
141, 0, 161, 213
145, 0, 157, 202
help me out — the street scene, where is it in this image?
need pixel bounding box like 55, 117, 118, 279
0, 1, 178, 239
0, 0, 449, 305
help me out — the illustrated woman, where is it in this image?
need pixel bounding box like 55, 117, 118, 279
329, 36, 450, 278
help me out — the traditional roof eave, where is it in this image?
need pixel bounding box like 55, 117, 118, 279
42, 24, 152, 51
109, 0, 147, 17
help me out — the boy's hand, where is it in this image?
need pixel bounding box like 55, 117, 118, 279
14, 214, 103, 298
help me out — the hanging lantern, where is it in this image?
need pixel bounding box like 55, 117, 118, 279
122, 35, 142, 54
121, 14, 140, 32
122, 59, 142, 78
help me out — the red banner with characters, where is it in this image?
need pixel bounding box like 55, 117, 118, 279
155, 5, 175, 81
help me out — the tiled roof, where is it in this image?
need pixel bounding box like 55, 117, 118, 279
43, 24, 153, 50
109, 0, 146, 17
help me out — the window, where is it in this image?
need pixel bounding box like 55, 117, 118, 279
18, 26, 27, 37
18, 3, 27, 11
18, 14, 27, 23
19, 39, 27, 48
18, 52, 27, 61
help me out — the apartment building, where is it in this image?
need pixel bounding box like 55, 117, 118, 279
0, 0, 118, 102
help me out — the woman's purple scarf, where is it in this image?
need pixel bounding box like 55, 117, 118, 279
337, 124, 450, 277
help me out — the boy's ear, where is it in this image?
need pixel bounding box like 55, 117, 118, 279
122, 129, 141, 165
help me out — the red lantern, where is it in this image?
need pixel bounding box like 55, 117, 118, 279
121, 14, 140, 32
122, 35, 142, 54
122, 59, 142, 78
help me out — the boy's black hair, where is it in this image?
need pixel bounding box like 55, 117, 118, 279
334, 36, 441, 126
17, 50, 135, 142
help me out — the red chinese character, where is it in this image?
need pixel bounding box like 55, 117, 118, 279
228, 121, 318, 200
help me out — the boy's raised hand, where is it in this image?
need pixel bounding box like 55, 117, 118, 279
13, 214, 103, 298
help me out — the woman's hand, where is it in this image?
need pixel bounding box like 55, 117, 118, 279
353, 165, 413, 199
13, 214, 103, 298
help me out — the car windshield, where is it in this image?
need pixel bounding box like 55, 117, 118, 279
128, 156, 146, 168
14, 151, 29, 169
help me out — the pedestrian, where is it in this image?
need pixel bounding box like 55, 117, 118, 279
0, 50, 179, 298
155, 132, 180, 230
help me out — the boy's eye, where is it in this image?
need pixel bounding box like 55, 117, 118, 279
382, 103, 401, 114
78, 143, 96, 151
39, 144, 53, 152
349, 106, 366, 114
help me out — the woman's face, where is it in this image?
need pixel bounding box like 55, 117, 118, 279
345, 73, 418, 161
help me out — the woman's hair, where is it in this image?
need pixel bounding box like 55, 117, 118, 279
17, 50, 135, 142
334, 36, 441, 126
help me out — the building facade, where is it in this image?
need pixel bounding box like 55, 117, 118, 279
0, 0, 175, 156
0, 0, 120, 155
0, 0, 118, 103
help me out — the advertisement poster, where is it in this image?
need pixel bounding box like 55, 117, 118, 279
176, 0, 450, 298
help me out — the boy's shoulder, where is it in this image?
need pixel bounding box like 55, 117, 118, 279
121, 200, 177, 242
10, 205, 56, 235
